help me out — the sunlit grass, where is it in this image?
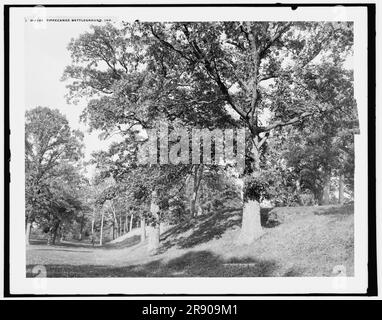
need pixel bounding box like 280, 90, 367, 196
26, 204, 354, 277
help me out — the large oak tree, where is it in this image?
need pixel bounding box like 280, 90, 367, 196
25, 107, 84, 244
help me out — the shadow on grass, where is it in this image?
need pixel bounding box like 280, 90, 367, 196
313, 203, 354, 216
160, 207, 277, 252
159, 208, 241, 252
30, 248, 94, 253
261, 208, 281, 228
103, 235, 141, 250
26, 250, 279, 278
30, 235, 142, 251
29, 239, 100, 250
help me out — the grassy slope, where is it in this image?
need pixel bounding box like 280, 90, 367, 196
26, 204, 354, 277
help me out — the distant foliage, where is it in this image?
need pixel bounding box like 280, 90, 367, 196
25, 107, 87, 243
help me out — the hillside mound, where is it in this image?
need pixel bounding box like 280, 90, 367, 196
27, 204, 354, 277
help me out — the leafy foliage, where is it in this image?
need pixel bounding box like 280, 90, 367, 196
25, 107, 86, 243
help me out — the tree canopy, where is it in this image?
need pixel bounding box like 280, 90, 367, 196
25, 21, 358, 249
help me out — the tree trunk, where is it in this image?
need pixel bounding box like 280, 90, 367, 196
190, 167, 197, 216
190, 165, 203, 217
140, 217, 146, 242
321, 175, 331, 205
148, 191, 160, 254
338, 174, 345, 205
237, 142, 263, 244
99, 211, 104, 246
190, 195, 196, 217
79, 213, 84, 241
91, 210, 95, 235
147, 223, 160, 255
129, 213, 134, 232
47, 232, 55, 246
197, 182, 204, 216
25, 221, 32, 246
295, 177, 302, 205
112, 221, 115, 240
111, 203, 119, 238
237, 198, 263, 245
47, 223, 59, 246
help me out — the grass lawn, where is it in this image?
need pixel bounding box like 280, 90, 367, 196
26, 204, 354, 277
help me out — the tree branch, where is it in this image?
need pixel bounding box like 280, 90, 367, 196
150, 25, 193, 63
259, 111, 312, 133
259, 22, 292, 58
220, 59, 250, 92
181, 24, 247, 120
257, 132, 270, 149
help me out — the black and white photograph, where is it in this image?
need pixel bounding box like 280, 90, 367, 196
4, 3, 377, 297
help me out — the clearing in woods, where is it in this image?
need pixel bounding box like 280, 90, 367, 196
26, 204, 354, 277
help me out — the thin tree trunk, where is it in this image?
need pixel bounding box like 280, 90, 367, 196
197, 181, 204, 216
47, 222, 60, 246
112, 221, 115, 240
129, 213, 134, 232
52, 224, 59, 244
99, 211, 104, 246
148, 191, 160, 254
47, 232, 55, 246
321, 174, 331, 205
140, 216, 146, 242
148, 223, 160, 255
91, 210, 95, 235
111, 203, 119, 238
116, 212, 120, 237
60, 225, 64, 242
190, 166, 197, 216
25, 221, 32, 246
79, 213, 84, 241
237, 141, 263, 244
339, 174, 345, 205
296, 177, 302, 205
190, 165, 203, 217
